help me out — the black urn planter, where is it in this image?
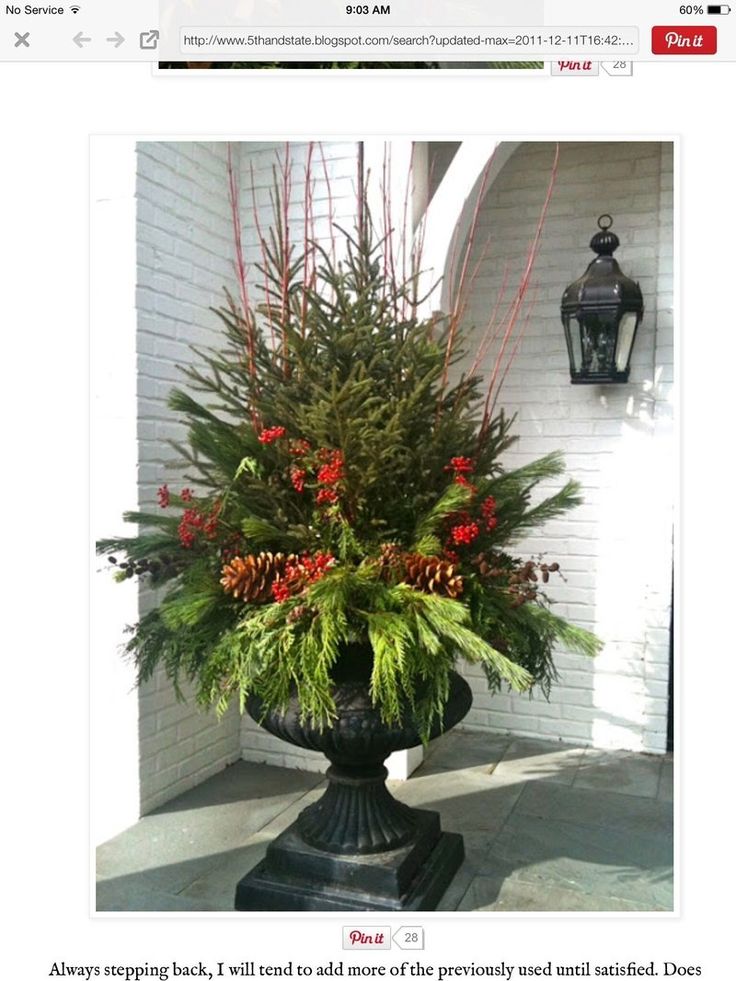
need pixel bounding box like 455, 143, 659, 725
235, 645, 473, 911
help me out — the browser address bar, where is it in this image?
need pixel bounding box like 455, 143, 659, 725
180, 26, 640, 58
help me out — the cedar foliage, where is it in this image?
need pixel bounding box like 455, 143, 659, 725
98, 160, 600, 740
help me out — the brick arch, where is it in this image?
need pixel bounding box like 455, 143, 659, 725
419, 140, 521, 314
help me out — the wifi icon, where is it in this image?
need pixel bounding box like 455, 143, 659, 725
70, 4, 80, 12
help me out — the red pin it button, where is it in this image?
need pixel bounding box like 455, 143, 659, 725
652, 26, 717, 54
342, 927, 391, 950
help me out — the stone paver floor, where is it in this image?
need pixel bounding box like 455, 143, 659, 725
96, 731, 673, 912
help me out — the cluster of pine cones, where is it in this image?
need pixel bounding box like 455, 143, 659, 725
220, 545, 465, 603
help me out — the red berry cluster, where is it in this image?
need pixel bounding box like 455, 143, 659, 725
481, 495, 498, 532
258, 425, 286, 445
264, 436, 347, 510
272, 551, 335, 603
446, 456, 475, 475
289, 438, 311, 457
178, 501, 221, 548
290, 468, 306, 494
316, 487, 339, 506
249, 426, 349, 512
316, 449, 345, 486
444, 456, 479, 493
450, 520, 480, 546
271, 582, 291, 603
441, 455, 502, 552
313, 449, 345, 509
203, 504, 220, 539
443, 457, 478, 549
454, 474, 477, 492
178, 509, 202, 547
159, 484, 196, 508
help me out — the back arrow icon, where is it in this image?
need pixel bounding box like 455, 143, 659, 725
73, 31, 91, 47
106, 32, 125, 48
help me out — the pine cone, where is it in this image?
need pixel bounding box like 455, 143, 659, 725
220, 552, 292, 603
403, 553, 464, 599
376, 542, 402, 582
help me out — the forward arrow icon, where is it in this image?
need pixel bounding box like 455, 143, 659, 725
106, 32, 125, 48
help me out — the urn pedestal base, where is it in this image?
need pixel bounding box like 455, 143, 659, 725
235, 808, 464, 912
236, 653, 472, 912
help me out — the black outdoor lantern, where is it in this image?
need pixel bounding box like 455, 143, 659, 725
561, 214, 644, 384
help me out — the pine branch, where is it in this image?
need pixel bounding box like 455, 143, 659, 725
413, 482, 473, 546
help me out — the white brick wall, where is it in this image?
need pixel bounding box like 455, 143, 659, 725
455, 141, 674, 753
136, 142, 243, 813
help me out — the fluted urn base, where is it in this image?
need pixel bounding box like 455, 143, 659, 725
234, 645, 472, 911
235, 810, 464, 912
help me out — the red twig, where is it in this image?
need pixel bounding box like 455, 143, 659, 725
412, 149, 438, 321
479, 143, 559, 436
451, 232, 492, 339
226, 143, 256, 383
357, 142, 365, 247
467, 261, 511, 378
318, 143, 337, 265
399, 143, 417, 321
491, 286, 538, 418
249, 160, 276, 354
278, 143, 292, 372
307, 151, 318, 293
301, 142, 315, 338
438, 151, 495, 406
412, 210, 429, 323
380, 147, 390, 291
383, 146, 400, 321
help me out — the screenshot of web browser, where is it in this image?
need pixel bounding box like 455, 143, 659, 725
1, 0, 731, 976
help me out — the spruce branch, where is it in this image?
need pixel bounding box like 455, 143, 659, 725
413, 481, 474, 546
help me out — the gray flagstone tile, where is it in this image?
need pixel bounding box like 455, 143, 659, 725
457, 874, 668, 912
573, 749, 663, 798
515, 780, 673, 836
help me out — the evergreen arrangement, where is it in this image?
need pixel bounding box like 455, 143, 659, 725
98, 152, 600, 740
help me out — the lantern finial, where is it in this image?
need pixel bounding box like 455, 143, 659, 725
590, 214, 619, 257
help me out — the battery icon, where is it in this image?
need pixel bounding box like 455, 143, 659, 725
707, 4, 731, 12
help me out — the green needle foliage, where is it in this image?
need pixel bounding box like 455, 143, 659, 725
99, 181, 600, 740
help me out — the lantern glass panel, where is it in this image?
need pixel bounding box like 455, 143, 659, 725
564, 313, 582, 374
580, 311, 616, 375
615, 312, 638, 373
